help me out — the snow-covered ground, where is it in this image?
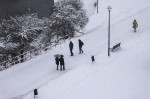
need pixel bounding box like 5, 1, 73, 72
0, 0, 150, 99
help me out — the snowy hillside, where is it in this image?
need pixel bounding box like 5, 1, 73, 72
0, 0, 150, 99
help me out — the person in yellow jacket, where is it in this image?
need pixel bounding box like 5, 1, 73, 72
133, 19, 138, 32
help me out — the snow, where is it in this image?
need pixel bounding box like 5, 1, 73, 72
0, 0, 150, 99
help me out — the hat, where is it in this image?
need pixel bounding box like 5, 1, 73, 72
61, 55, 64, 57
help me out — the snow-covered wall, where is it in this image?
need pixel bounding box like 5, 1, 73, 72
0, 0, 54, 18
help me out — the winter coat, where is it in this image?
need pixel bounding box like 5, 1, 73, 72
69, 41, 73, 50
55, 57, 59, 65
133, 20, 138, 28
79, 40, 84, 48
59, 55, 64, 65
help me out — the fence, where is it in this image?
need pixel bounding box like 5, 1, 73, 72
0, 35, 70, 71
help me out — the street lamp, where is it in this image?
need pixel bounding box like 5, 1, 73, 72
94, 0, 98, 13
28, 8, 31, 13
97, 0, 98, 13
107, 6, 112, 56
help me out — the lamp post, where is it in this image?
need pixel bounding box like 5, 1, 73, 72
97, 0, 98, 13
28, 8, 31, 13
107, 6, 112, 56
94, 0, 98, 13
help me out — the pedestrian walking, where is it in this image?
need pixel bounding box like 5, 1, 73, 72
133, 19, 138, 32
78, 39, 84, 54
69, 41, 74, 56
59, 55, 65, 71
55, 57, 60, 70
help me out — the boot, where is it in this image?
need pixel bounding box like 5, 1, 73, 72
57, 65, 59, 70
63, 66, 65, 70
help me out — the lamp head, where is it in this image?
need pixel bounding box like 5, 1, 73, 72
107, 6, 112, 11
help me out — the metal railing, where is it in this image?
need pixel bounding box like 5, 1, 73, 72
0, 35, 70, 71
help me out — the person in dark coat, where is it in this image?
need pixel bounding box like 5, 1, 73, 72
55, 57, 60, 70
78, 39, 84, 54
59, 55, 65, 71
69, 41, 74, 56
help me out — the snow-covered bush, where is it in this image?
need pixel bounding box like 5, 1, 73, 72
0, 13, 46, 58
0, 0, 89, 63
50, 0, 88, 37
40, 17, 55, 44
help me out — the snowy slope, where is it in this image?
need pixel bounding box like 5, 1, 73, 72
0, 0, 150, 99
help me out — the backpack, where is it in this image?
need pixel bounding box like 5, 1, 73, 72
82, 41, 84, 45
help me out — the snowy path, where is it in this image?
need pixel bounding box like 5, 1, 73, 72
23, 5, 150, 99
0, 0, 150, 99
